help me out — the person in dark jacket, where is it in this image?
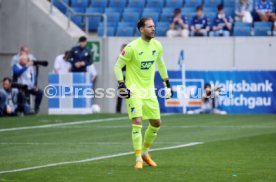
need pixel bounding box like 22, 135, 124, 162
69, 36, 92, 72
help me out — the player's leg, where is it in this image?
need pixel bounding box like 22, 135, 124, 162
132, 117, 143, 169
126, 97, 143, 169
141, 98, 161, 167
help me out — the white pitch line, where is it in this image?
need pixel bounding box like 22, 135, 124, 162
0, 114, 176, 133
0, 117, 128, 133
0, 142, 203, 174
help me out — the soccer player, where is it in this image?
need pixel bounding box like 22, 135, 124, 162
114, 17, 173, 169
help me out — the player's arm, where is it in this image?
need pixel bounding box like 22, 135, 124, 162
114, 45, 132, 98
156, 44, 173, 99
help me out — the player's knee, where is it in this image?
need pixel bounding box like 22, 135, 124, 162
132, 117, 142, 125
150, 120, 161, 128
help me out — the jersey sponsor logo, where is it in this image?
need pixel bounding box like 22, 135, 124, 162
141, 60, 154, 70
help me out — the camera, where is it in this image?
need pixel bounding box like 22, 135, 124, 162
33, 60, 48, 67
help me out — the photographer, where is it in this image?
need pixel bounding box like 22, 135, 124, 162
69, 36, 92, 72
187, 83, 227, 115
12, 54, 43, 114
11, 46, 36, 68
54, 51, 71, 74
0, 77, 19, 116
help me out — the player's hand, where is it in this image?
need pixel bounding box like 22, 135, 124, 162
118, 82, 131, 99
163, 80, 173, 99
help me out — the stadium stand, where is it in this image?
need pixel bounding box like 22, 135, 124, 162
53, 0, 276, 37
254, 21, 273, 36
233, 22, 252, 36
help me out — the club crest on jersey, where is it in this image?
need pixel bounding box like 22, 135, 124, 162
141, 60, 154, 70
131, 107, 136, 113
152, 50, 156, 56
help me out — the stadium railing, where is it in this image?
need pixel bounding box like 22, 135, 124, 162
49, 0, 107, 36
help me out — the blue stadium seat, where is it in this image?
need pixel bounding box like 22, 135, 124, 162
97, 26, 116, 36
117, 21, 137, 28
233, 27, 251, 36
67, 8, 85, 28
105, 7, 123, 14
162, 7, 175, 14
106, 12, 121, 23
235, 22, 252, 28
86, 7, 104, 30
224, 7, 235, 18
90, 0, 108, 8
165, 0, 184, 8
254, 22, 273, 36
223, 0, 235, 8
98, 22, 118, 28
86, 7, 104, 13
233, 22, 252, 36
156, 21, 170, 28
160, 12, 173, 22
53, 0, 69, 14
116, 27, 135, 36
128, 0, 146, 8
204, 7, 217, 13
205, 12, 216, 23
204, 0, 222, 7
71, 0, 89, 8
85, 8, 102, 31
185, 0, 202, 8
184, 11, 196, 23
109, 0, 127, 8
124, 7, 142, 15
181, 7, 195, 14
72, 7, 85, 13
147, 0, 165, 8
143, 7, 162, 14
88, 17, 101, 31
142, 12, 160, 22
122, 12, 140, 22
156, 22, 170, 36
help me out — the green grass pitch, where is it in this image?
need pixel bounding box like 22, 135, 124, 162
0, 114, 276, 182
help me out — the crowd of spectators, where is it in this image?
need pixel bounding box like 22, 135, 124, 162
166, 0, 276, 37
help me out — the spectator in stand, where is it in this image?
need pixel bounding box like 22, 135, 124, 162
211, 4, 233, 36
255, 0, 276, 22
11, 46, 36, 78
53, 51, 71, 74
190, 6, 210, 36
166, 8, 189, 37
12, 54, 43, 114
69, 36, 92, 72
235, 0, 253, 23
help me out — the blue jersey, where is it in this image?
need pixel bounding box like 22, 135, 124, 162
255, 0, 273, 13
69, 46, 92, 72
213, 14, 233, 31
169, 15, 188, 30
191, 15, 209, 30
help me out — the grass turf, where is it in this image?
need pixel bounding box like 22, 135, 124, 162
0, 114, 275, 181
